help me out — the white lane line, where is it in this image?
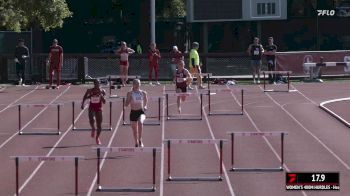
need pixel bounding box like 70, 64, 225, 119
263, 85, 350, 171
86, 111, 124, 195
195, 87, 236, 196
15, 103, 86, 195
229, 85, 308, 196
0, 86, 38, 114
159, 86, 165, 196
0, 86, 71, 150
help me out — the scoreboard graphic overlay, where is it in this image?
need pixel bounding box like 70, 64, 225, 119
286, 172, 339, 191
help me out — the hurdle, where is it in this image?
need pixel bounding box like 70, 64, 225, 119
72, 101, 112, 131
107, 75, 141, 98
94, 147, 161, 192
164, 139, 227, 181
207, 88, 244, 115
228, 131, 287, 172
165, 92, 203, 120
303, 61, 350, 80
122, 96, 162, 125
191, 73, 212, 89
17, 104, 62, 135
262, 71, 294, 92
11, 156, 84, 196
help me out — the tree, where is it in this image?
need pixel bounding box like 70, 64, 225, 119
157, 0, 186, 18
0, 0, 72, 32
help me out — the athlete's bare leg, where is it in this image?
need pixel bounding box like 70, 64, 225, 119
131, 121, 139, 146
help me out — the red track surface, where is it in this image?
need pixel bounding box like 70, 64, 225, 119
0, 81, 350, 196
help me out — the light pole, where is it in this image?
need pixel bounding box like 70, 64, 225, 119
150, 0, 155, 44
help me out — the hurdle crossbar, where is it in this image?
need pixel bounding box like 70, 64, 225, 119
11, 156, 84, 196
262, 71, 293, 92
108, 75, 141, 97
164, 139, 227, 181
228, 131, 287, 172
94, 147, 161, 192
165, 93, 203, 120
72, 101, 112, 131
122, 96, 162, 125
18, 104, 61, 135
207, 88, 244, 115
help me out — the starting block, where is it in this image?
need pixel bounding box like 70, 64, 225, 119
164, 139, 227, 181
228, 131, 287, 172
72, 101, 112, 131
206, 88, 244, 115
262, 71, 295, 92
11, 156, 84, 196
165, 92, 203, 120
17, 103, 62, 135
122, 96, 162, 125
94, 147, 161, 192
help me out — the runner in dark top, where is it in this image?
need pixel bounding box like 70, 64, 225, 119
264, 37, 278, 84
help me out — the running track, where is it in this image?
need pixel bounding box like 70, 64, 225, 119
0, 81, 349, 196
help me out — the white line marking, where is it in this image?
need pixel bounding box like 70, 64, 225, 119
86, 111, 124, 195
272, 85, 350, 171
231, 85, 308, 196
0, 86, 70, 150
0, 86, 38, 114
195, 87, 236, 196
159, 86, 165, 196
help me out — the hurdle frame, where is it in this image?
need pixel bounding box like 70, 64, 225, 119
72, 101, 112, 131
262, 71, 293, 92
207, 89, 244, 115
165, 93, 203, 120
165, 139, 226, 181
107, 75, 141, 98
95, 147, 160, 192
228, 131, 287, 172
12, 156, 84, 196
122, 97, 162, 126
18, 104, 61, 135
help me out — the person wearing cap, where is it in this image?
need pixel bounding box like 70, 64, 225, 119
189, 42, 204, 89
125, 79, 148, 147
81, 79, 106, 145
148, 43, 161, 85
14, 39, 29, 85
170, 45, 183, 81
47, 39, 63, 88
116, 41, 135, 86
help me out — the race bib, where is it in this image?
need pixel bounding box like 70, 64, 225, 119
177, 78, 185, 83
90, 96, 100, 103
253, 49, 259, 55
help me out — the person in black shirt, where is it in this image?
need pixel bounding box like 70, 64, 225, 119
14, 39, 29, 85
247, 37, 264, 84
264, 37, 278, 84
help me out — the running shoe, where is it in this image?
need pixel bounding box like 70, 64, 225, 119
149, 82, 153, 85
96, 137, 101, 145
188, 86, 194, 90
156, 81, 161, 85
253, 79, 256, 84
257, 80, 261, 84
198, 85, 205, 89
91, 129, 96, 138
139, 140, 144, 147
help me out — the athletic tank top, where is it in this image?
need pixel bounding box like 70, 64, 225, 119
89, 89, 103, 111
131, 90, 144, 105
175, 69, 187, 87
119, 49, 129, 61
250, 44, 263, 60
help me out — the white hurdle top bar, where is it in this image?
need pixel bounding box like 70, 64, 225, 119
11, 156, 84, 161
164, 139, 228, 144
228, 131, 288, 136
16, 103, 63, 107
93, 147, 161, 153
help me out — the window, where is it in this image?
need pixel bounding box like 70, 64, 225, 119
257, 2, 276, 15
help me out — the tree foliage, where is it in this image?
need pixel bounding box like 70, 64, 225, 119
0, 0, 72, 32
157, 0, 186, 18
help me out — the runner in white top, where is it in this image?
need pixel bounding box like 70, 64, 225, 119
116, 41, 135, 86
125, 79, 148, 147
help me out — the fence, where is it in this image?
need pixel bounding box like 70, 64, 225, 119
1, 51, 349, 83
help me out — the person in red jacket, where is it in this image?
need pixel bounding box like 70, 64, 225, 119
47, 39, 63, 89
148, 43, 161, 85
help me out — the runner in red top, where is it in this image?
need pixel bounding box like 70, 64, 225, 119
116, 41, 135, 86
174, 60, 192, 113
81, 79, 106, 145
47, 39, 63, 88
148, 43, 161, 85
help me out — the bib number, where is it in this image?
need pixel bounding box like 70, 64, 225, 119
91, 96, 100, 103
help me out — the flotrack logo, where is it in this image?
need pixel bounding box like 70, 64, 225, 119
317, 10, 335, 16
